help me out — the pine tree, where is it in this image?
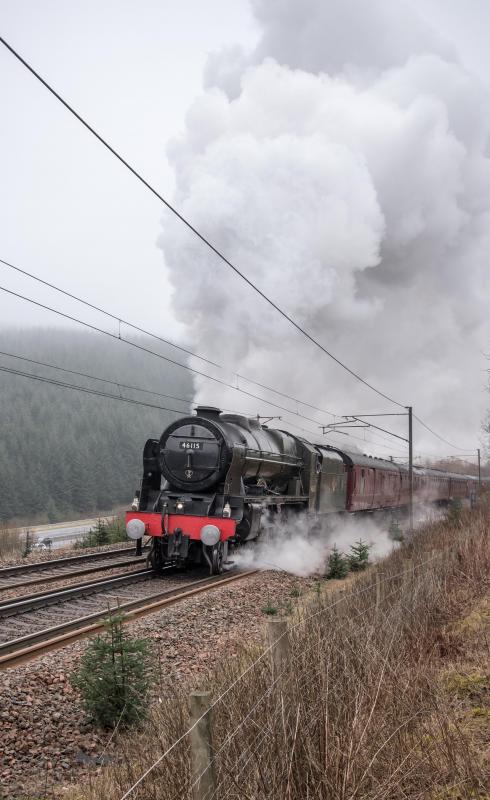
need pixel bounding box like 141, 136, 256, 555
388, 517, 404, 542
0, 328, 194, 522
348, 539, 371, 571
93, 518, 110, 545
447, 497, 463, 524
22, 530, 33, 558
45, 498, 59, 524
70, 613, 153, 728
326, 545, 349, 579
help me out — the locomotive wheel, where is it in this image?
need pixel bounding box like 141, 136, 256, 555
211, 542, 224, 575
149, 539, 165, 572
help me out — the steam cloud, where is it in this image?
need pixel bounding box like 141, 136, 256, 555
233, 512, 398, 577
159, 0, 490, 456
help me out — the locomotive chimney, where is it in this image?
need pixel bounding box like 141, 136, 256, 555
194, 406, 222, 419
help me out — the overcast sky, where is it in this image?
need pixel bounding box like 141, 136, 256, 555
1, 0, 258, 334
1, 1, 489, 460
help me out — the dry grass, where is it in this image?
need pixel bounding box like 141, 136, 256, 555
0, 523, 24, 560
68, 501, 490, 800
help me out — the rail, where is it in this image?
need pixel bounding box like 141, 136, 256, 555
0, 544, 147, 578
0, 568, 258, 669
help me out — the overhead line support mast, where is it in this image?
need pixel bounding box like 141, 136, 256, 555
321, 407, 414, 533
407, 405, 413, 534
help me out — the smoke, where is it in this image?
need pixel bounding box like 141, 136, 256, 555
159, 0, 490, 454
233, 512, 397, 577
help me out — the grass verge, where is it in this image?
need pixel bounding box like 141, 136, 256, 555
68, 501, 489, 800
0, 523, 24, 560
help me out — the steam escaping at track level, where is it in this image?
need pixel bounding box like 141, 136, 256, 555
160, 0, 490, 451
233, 512, 398, 577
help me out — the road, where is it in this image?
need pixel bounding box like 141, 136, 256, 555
19, 517, 116, 550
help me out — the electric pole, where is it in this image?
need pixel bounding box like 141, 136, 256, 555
407, 406, 413, 533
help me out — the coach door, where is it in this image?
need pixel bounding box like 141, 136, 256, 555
366, 468, 375, 509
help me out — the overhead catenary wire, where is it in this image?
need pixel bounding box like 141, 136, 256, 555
413, 414, 471, 453
0, 283, 339, 429
0, 281, 431, 457
0, 257, 221, 368
0, 349, 334, 440
0, 256, 337, 419
0, 348, 404, 455
1, 253, 341, 420
0, 280, 472, 458
0, 35, 405, 409
0, 364, 188, 414
0, 262, 420, 455
0, 275, 341, 429
338, 409, 475, 456
0, 349, 195, 406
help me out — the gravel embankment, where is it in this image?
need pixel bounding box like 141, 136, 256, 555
0, 570, 316, 798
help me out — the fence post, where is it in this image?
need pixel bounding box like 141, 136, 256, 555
375, 569, 382, 612
189, 691, 216, 800
267, 619, 289, 677
403, 557, 414, 609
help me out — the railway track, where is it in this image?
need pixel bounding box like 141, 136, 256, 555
0, 568, 155, 616
0, 567, 158, 645
0, 568, 258, 669
0, 544, 148, 592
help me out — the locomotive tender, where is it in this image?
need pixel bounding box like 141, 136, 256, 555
126, 406, 478, 573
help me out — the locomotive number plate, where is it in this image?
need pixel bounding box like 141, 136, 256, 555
179, 441, 203, 450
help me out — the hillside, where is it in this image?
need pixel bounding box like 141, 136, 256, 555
0, 328, 194, 523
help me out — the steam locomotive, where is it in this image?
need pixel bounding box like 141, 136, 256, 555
126, 406, 478, 573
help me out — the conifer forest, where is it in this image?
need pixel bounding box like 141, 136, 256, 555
0, 329, 193, 522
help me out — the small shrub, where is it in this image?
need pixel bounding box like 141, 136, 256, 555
348, 539, 371, 572
76, 516, 127, 549
22, 529, 33, 558
447, 497, 463, 524
282, 600, 293, 616
0, 525, 22, 559
261, 601, 278, 616
290, 587, 301, 598
325, 546, 349, 580
388, 517, 404, 542
70, 612, 153, 729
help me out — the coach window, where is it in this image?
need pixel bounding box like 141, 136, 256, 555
361, 469, 365, 494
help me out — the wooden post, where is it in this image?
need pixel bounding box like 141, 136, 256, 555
375, 570, 382, 612
189, 691, 216, 800
267, 619, 289, 677
403, 557, 414, 607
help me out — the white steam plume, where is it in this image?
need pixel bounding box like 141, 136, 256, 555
233, 512, 397, 577
159, 0, 490, 455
